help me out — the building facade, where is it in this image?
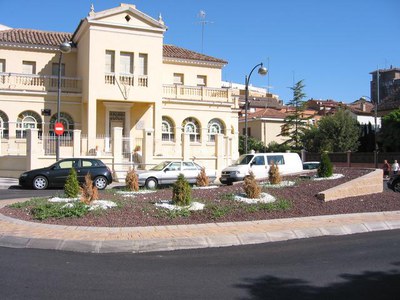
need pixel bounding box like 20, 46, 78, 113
0, 4, 239, 177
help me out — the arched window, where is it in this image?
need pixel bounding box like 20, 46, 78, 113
208, 119, 225, 142
182, 117, 200, 143
49, 112, 74, 137
16, 111, 42, 138
162, 116, 175, 142
0, 110, 9, 138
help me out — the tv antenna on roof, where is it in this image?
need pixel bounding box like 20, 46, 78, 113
197, 10, 213, 53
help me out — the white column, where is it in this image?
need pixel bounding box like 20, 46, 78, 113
26, 128, 40, 170
73, 129, 81, 157
143, 128, 154, 168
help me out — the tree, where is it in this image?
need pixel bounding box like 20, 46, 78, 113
64, 168, 80, 198
281, 80, 310, 150
381, 108, 400, 152
238, 135, 265, 154
302, 109, 360, 153
316, 109, 360, 152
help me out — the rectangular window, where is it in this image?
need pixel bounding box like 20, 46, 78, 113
137, 53, 148, 75
242, 127, 251, 136
105, 50, 115, 73
267, 155, 285, 165
52, 63, 65, 76
197, 75, 207, 86
0, 59, 5, 72
22, 61, 36, 74
173, 73, 184, 85
120, 52, 133, 74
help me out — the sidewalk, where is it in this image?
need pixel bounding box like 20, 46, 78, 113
1, 198, 400, 253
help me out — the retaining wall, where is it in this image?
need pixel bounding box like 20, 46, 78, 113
317, 169, 383, 202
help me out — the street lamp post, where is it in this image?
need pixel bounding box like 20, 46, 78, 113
244, 63, 268, 154
56, 41, 72, 161
362, 94, 379, 168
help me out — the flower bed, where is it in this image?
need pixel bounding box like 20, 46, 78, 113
1, 167, 398, 227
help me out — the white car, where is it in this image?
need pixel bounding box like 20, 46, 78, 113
137, 161, 217, 189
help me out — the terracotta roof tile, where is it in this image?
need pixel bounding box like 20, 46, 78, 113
163, 44, 227, 64
0, 28, 72, 46
0, 29, 227, 64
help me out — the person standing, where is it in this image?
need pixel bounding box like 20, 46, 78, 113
383, 159, 391, 179
392, 160, 399, 175
132, 145, 143, 170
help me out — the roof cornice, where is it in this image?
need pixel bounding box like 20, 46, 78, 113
163, 57, 226, 68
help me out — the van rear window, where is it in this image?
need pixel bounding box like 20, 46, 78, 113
267, 155, 285, 165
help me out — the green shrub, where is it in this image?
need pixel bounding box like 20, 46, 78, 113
172, 174, 192, 206
244, 172, 261, 199
31, 202, 89, 220
64, 168, 80, 198
318, 152, 333, 178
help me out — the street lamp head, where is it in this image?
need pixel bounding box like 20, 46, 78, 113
258, 65, 268, 76
59, 41, 72, 54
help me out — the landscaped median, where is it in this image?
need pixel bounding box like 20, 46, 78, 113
317, 169, 383, 202
0, 168, 398, 228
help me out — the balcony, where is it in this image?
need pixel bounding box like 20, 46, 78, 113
105, 73, 148, 87
163, 84, 231, 103
0, 73, 81, 94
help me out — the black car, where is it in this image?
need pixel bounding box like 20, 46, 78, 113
387, 174, 400, 192
19, 158, 113, 190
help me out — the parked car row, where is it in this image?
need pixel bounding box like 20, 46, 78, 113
19, 155, 399, 193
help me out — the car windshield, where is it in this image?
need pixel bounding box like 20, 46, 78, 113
151, 161, 171, 171
233, 154, 254, 165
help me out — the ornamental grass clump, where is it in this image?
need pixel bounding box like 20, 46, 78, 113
318, 152, 333, 178
125, 168, 139, 191
268, 161, 282, 185
172, 174, 192, 206
196, 167, 209, 187
80, 173, 99, 205
244, 171, 261, 199
64, 168, 80, 198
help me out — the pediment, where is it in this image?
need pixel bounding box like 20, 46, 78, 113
88, 4, 166, 32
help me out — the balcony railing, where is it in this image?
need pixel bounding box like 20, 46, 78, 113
163, 84, 231, 102
105, 73, 148, 87
0, 73, 81, 93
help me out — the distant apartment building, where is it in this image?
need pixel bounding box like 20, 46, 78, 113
370, 67, 400, 113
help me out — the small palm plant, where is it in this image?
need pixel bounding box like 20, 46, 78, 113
125, 168, 139, 191
244, 171, 261, 199
196, 167, 209, 187
268, 161, 282, 185
80, 173, 99, 205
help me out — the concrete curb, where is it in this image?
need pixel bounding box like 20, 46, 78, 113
1, 200, 400, 253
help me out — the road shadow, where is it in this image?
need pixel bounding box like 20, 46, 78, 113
235, 264, 400, 299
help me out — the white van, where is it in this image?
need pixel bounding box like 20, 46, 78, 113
220, 152, 303, 184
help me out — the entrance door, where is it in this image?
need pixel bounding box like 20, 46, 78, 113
107, 111, 126, 152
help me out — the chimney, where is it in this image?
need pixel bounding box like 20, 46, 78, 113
361, 102, 366, 112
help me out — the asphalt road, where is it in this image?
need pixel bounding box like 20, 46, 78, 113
0, 230, 399, 299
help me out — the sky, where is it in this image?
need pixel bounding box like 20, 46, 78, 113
1, 0, 399, 103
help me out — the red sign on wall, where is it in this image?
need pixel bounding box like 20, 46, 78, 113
54, 122, 64, 136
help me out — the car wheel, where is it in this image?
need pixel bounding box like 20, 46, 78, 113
33, 176, 48, 190
94, 176, 108, 190
393, 181, 400, 192
145, 178, 158, 189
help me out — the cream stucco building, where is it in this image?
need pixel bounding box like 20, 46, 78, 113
0, 4, 240, 178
